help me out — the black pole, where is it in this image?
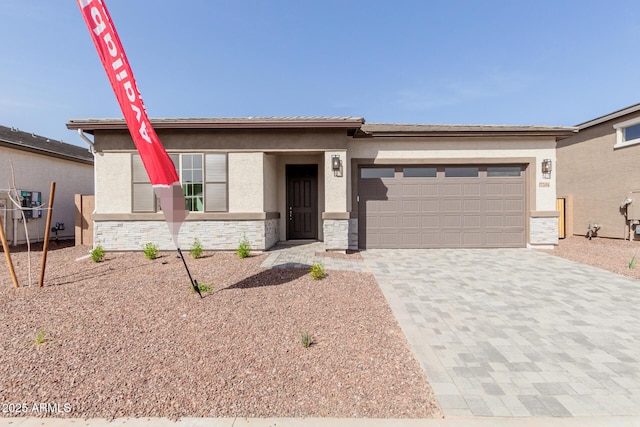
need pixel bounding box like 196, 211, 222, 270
177, 247, 202, 298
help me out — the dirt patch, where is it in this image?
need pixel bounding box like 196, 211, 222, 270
0, 245, 441, 420
539, 236, 640, 280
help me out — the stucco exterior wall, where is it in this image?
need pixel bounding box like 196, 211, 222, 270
557, 116, 640, 239
263, 153, 278, 212
0, 146, 93, 244
324, 150, 348, 213
94, 152, 131, 214
228, 152, 264, 212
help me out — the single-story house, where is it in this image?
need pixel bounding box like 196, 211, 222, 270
557, 103, 640, 240
0, 125, 94, 245
66, 117, 575, 251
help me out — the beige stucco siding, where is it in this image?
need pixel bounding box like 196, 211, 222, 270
324, 150, 348, 213
348, 136, 558, 212
557, 116, 640, 239
263, 153, 278, 212
228, 152, 264, 212
0, 146, 93, 244
95, 152, 132, 214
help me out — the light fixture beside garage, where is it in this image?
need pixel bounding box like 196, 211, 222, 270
332, 155, 342, 176
541, 159, 552, 178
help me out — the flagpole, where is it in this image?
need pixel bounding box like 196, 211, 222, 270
177, 247, 202, 298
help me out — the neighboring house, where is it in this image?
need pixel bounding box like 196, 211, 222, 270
0, 125, 94, 245
66, 117, 575, 251
557, 103, 640, 240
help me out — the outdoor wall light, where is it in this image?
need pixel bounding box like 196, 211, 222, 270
332, 155, 341, 172
541, 159, 552, 174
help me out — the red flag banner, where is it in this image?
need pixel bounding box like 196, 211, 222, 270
77, 0, 186, 245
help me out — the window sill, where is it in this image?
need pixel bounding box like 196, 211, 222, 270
614, 137, 640, 149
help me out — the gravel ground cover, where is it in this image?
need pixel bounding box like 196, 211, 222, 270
540, 236, 640, 280
0, 242, 441, 420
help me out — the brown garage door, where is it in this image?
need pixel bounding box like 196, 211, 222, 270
358, 165, 526, 249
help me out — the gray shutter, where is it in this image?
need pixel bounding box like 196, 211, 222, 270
205, 183, 227, 212
205, 153, 226, 182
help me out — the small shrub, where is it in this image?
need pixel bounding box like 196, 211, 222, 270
309, 262, 325, 280
190, 238, 204, 259
191, 281, 213, 293
236, 234, 251, 259
90, 245, 105, 263
143, 242, 159, 260
34, 328, 50, 345
629, 255, 637, 269
300, 331, 314, 348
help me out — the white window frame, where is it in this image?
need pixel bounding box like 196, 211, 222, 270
613, 116, 640, 149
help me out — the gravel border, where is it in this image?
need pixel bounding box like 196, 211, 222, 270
0, 243, 442, 420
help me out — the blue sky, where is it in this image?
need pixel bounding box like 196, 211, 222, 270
2, 0, 640, 146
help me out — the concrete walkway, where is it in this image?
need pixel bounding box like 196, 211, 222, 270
260, 241, 368, 272
361, 248, 640, 418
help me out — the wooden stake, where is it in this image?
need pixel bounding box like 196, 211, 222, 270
39, 182, 56, 288
0, 212, 19, 288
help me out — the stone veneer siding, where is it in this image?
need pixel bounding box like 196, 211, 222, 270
529, 217, 559, 246
94, 220, 279, 251
323, 219, 349, 251
348, 218, 358, 250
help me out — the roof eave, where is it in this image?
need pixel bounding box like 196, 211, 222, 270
66, 118, 366, 133
576, 103, 640, 130
0, 139, 94, 165
358, 129, 578, 140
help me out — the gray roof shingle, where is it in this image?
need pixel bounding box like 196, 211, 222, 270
0, 125, 93, 164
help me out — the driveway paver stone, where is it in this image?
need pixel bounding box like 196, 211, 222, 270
361, 248, 640, 417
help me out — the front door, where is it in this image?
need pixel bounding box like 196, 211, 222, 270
286, 165, 318, 239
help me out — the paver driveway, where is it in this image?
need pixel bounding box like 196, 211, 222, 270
361, 249, 640, 417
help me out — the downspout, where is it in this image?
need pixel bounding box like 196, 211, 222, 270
78, 129, 98, 247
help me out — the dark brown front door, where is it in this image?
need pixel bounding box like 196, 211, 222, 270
286, 165, 318, 240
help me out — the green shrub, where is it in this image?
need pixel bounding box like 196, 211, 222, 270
191, 282, 213, 293
34, 328, 50, 345
300, 331, 314, 348
90, 245, 105, 263
190, 238, 204, 259
143, 242, 159, 260
309, 262, 325, 280
629, 255, 637, 269
236, 234, 251, 259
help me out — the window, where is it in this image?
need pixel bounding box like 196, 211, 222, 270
131, 153, 227, 213
360, 168, 395, 178
487, 166, 521, 177
614, 117, 640, 148
445, 167, 478, 177
403, 167, 437, 178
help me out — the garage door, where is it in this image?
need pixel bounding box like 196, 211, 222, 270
358, 165, 526, 249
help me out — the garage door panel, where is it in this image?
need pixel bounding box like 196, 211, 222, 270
359, 165, 525, 249
421, 184, 438, 197
442, 214, 461, 228
403, 184, 420, 197
504, 183, 524, 196
403, 216, 420, 228
402, 200, 420, 213
442, 184, 462, 196
463, 199, 481, 212
463, 183, 481, 196
463, 232, 482, 246
443, 199, 462, 212
463, 215, 481, 228
422, 216, 439, 228
422, 200, 438, 212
